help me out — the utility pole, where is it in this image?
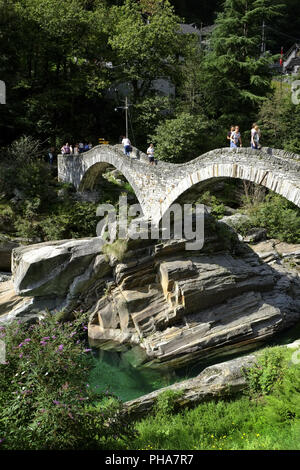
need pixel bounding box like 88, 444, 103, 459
261, 20, 266, 56
125, 96, 128, 138
200, 22, 203, 49
115, 96, 130, 139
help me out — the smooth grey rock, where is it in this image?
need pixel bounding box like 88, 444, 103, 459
124, 354, 257, 418
12, 238, 104, 297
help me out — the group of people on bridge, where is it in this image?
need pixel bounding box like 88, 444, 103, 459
53, 123, 263, 166
227, 123, 261, 150
121, 136, 156, 166
61, 142, 93, 156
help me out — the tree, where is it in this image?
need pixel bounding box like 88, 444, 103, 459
201, 0, 284, 125
0, 0, 112, 145
150, 112, 213, 162
107, 0, 186, 102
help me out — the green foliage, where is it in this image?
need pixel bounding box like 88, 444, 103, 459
154, 389, 184, 417
200, 0, 283, 123
150, 112, 212, 162
107, 0, 185, 102
110, 346, 300, 451
15, 201, 100, 241
197, 191, 227, 219
102, 239, 128, 261
0, 313, 135, 450
0, 137, 55, 208
122, 394, 300, 450
246, 193, 300, 243
243, 347, 290, 397
263, 363, 300, 423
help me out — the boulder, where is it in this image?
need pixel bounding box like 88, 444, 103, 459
220, 213, 250, 230
12, 237, 105, 297
1, 217, 299, 369
88, 222, 300, 369
124, 354, 257, 419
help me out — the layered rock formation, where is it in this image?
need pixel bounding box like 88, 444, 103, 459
8, 217, 300, 369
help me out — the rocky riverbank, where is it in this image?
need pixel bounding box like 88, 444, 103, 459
4, 215, 300, 370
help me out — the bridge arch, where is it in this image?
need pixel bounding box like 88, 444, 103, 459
58, 145, 150, 214
58, 145, 300, 226
157, 150, 300, 223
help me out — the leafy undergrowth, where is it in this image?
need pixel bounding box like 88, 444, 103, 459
113, 347, 300, 451
0, 313, 136, 450
0, 314, 299, 450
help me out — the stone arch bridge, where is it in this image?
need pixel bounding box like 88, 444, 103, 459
58, 145, 300, 224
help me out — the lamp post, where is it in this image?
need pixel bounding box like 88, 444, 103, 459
115, 95, 131, 139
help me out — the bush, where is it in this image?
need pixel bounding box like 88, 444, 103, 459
0, 313, 135, 450
243, 347, 290, 397
150, 112, 212, 163
245, 194, 300, 243
263, 363, 300, 424
154, 390, 184, 417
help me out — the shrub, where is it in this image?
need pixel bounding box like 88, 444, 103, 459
243, 347, 290, 397
246, 194, 300, 243
0, 313, 135, 450
150, 112, 212, 163
154, 390, 184, 417
263, 363, 300, 424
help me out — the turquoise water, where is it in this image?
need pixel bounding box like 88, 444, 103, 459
89, 321, 300, 402
88, 349, 178, 402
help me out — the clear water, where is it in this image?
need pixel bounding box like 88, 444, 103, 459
88, 320, 300, 402
88, 349, 178, 402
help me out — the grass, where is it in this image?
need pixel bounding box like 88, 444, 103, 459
113, 396, 300, 451
110, 345, 300, 451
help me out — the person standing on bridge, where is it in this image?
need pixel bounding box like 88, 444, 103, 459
147, 143, 155, 166
251, 124, 261, 150
122, 136, 132, 157
230, 126, 242, 148
227, 126, 235, 146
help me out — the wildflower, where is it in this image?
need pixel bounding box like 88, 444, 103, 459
256, 434, 260, 437
52, 336, 56, 339
18, 343, 23, 348
58, 344, 64, 351
84, 348, 92, 353
53, 400, 60, 405
24, 338, 31, 343
42, 337, 50, 341
40, 341, 47, 346
19, 353, 23, 358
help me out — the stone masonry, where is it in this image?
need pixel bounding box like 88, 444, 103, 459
58, 145, 300, 224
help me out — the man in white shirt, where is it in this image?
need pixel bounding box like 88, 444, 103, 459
121, 136, 131, 157
147, 143, 155, 165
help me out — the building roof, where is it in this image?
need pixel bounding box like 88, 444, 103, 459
179, 23, 202, 36
179, 23, 216, 38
